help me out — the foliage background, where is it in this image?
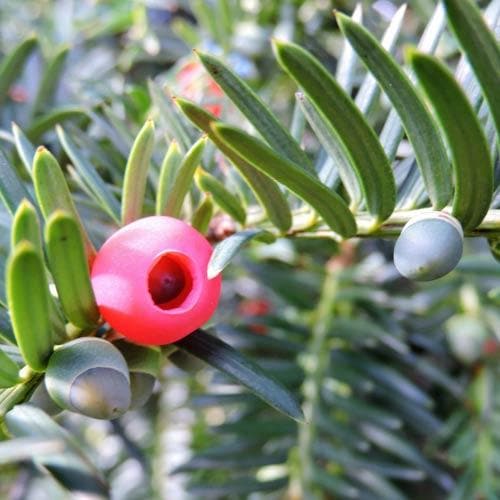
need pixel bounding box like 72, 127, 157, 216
0, 0, 499, 499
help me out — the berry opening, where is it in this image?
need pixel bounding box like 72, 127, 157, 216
148, 253, 194, 310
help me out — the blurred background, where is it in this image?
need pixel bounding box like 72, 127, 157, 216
0, 1, 499, 499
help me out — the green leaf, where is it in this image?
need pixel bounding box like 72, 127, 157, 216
197, 50, 313, 171
313, 468, 359, 499
88, 110, 129, 157
0, 437, 64, 464
156, 140, 182, 215
443, 0, 500, 142
80, 7, 134, 40
190, 0, 221, 46
347, 469, 406, 500
329, 316, 408, 354
32, 45, 69, 116
382, 396, 442, 439
335, 3, 363, 93
112, 340, 160, 377
359, 422, 453, 490
453, 0, 500, 108
400, 353, 462, 398
335, 351, 432, 408
191, 392, 258, 407
211, 0, 233, 50
196, 168, 246, 224
395, 159, 422, 210
0, 349, 20, 388
171, 18, 200, 47
211, 123, 356, 238
0, 345, 23, 364
314, 442, 425, 481
488, 237, 500, 263
208, 229, 275, 279
176, 329, 304, 421
336, 13, 451, 209
447, 466, 474, 500
212, 417, 295, 437
148, 79, 193, 152
11, 199, 42, 249
410, 51, 493, 230
56, 125, 121, 224
0, 37, 37, 106
45, 211, 100, 329
0, 308, 16, 345
355, 4, 407, 115
191, 194, 214, 233
323, 389, 402, 430
457, 254, 500, 276
102, 105, 136, 146
26, 106, 87, 141
121, 119, 155, 225
379, 2, 447, 161
0, 150, 33, 215
218, 324, 303, 353
0, 376, 41, 422
5, 404, 109, 496
175, 450, 286, 472
417, 2, 447, 54
187, 478, 288, 497
6, 242, 53, 371
11, 123, 36, 173
175, 97, 292, 232
160, 136, 206, 218
296, 92, 362, 208
273, 39, 395, 223
11, 201, 66, 342
290, 98, 306, 142
487, 284, 500, 304
33, 146, 95, 261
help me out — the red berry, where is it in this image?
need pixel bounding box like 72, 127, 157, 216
238, 299, 271, 317
91, 216, 222, 345
175, 59, 223, 117
482, 339, 499, 356
238, 299, 271, 335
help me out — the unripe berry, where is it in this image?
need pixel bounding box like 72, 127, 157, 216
445, 314, 489, 365
91, 216, 222, 345
45, 338, 131, 420
394, 211, 463, 281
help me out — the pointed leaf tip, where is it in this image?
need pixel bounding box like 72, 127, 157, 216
159, 136, 206, 218
32, 144, 95, 261
197, 50, 313, 171
207, 229, 275, 279
176, 329, 304, 421
121, 119, 156, 225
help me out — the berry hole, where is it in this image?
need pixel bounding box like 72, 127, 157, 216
148, 253, 193, 310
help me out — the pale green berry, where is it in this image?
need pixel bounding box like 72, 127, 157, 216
394, 212, 463, 281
